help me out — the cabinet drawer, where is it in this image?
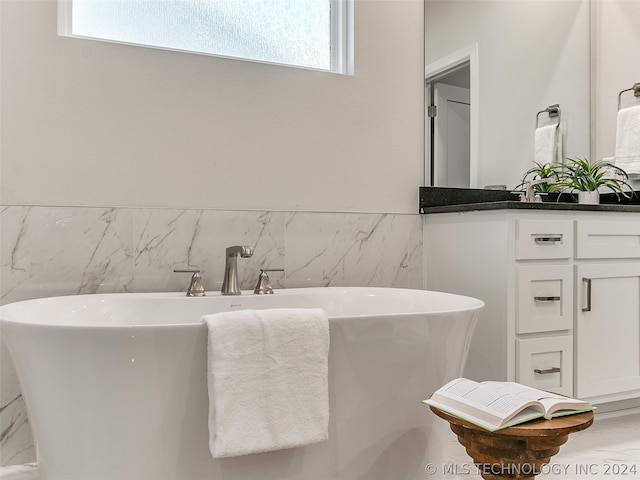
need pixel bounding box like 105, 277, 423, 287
515, 220, 573, 260
516, 265, 573, 334
576, 221, 640, 259
516, 336, 573, 396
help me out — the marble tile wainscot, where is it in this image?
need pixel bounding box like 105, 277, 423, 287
0, 205, 423, 466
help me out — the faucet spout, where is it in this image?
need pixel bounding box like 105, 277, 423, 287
221, 245, 253, 295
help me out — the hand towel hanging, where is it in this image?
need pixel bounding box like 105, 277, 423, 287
615, 105, 640, 175
203, 308, 330, 458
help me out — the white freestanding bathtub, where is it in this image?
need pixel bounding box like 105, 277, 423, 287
0, 287, 483, 480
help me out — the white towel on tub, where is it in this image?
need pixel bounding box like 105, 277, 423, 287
203, 308, 330, 458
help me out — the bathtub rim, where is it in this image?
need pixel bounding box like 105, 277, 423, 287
0, 286, 484, 329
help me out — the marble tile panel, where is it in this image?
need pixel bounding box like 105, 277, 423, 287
0, 344, 34, 466
0, 463, 39, 480
132, 209, 286, 294
284, 212, 423, 289
0, 206, 134, 304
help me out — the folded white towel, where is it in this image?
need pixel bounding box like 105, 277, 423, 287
615, 105, 640, 175
204, 308, 330, 458
534, 124, 562, 165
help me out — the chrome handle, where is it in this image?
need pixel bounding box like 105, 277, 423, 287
534, 296, 561, 302
582, 278, 592, 312
534, 367, 561, 375
253, 269, 285, 295
533, 235, 562, 244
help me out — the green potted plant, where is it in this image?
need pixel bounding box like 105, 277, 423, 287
553, 157, 634, 204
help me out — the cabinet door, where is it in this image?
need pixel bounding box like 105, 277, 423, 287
576, 263, 640, 400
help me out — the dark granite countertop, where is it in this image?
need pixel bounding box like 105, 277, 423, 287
419, 187, 640, 214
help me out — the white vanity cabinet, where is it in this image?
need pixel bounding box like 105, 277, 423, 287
424, 209, 640, 405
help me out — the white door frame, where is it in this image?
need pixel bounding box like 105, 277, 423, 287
425, 43, 479, 188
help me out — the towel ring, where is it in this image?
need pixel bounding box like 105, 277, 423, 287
536, 104, 561, 130
618, 82, 640, 110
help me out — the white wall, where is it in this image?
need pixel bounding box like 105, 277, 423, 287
425, 0, 590, 189
0, 0, 425, 214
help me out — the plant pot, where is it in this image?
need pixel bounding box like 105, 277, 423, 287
578, 191, 600, 205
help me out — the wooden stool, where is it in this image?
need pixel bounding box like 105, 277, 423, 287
430, 406, 594, 480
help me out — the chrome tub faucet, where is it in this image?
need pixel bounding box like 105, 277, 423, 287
516, 177, 556, 203
221, 245, 253, 295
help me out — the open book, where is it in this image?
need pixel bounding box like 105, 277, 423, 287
423, 378, 594, 432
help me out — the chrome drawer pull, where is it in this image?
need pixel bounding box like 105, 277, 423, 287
582, 278, 592, 312
534, 367, 561, 375
533, 235, 563, 244
534, 296, 561, 302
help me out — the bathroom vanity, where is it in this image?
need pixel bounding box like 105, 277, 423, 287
421, 187, 640, 407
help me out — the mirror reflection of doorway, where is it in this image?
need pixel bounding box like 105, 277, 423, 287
426, 64, 471, 187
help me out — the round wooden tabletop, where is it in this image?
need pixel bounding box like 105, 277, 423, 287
430, 406, 594, 437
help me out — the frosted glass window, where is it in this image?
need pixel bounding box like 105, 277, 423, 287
62, 0, 348, 72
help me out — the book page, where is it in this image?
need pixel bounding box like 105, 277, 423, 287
484, 382, 593, 416
483, 381, 566, 400
437, 379, 544, 418
424, 398, 543, 431
539, 396, 593, 417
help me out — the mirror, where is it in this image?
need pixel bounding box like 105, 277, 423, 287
591, 0, 640, 183
425, 0, 601, 190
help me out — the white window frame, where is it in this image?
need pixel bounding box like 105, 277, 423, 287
58, 0, 354, 75
332, 0, 354, 74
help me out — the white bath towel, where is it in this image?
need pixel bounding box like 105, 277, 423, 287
203, 308, 330, 458
615, 105, 640, 175
534, 124, 563, 165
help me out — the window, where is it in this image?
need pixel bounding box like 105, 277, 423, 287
58, 0, 353, 74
